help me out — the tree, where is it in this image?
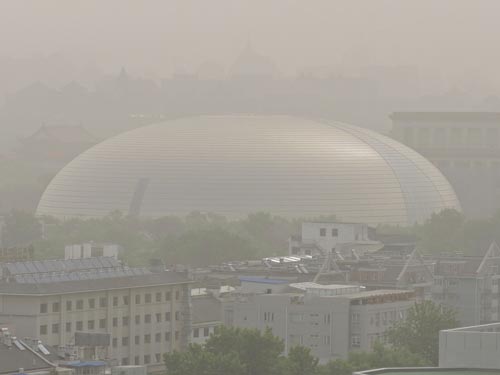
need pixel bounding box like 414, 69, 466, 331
319, 343, 428, 375
1, 209, 42, 247
417, 209, 465, 253
287, 346, 319, 375
386, 300, 458, 365
164, 343, 245, 375
165, 327, 285, 375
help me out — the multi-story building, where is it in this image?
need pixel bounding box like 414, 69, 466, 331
390, 111, 500, 218
223, 283, 414, 363
432, 242, 500, 326
191, 294, 222, 345
0, 257, 192, 371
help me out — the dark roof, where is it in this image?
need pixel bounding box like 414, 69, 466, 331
390, 111, 500, 122
191, 295, 222, 324
0, 341, 57, 375
0, 271, 191, 296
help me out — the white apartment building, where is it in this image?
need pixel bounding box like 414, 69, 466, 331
289, 222, 375, 257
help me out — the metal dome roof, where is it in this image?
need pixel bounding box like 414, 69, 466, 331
37, 115, 460, 225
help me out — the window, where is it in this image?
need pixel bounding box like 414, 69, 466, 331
88, 320, 95, 330
165, 312, 171, 321
113, 296, 118, 306
175, 311, 180, 321
156, 292, 162, 302
112, 338, 117, 347
52, 323, 59, 334
123, 295, 129, 305
88, 298, 95, 309
99, 297, 107, 308
155, 333, 161, 342
155, 353, 161, 363
324, 335, 331, 345
52, 302, 60, 313
193, 328, 199, 338
144, 355, 151, 364
144, 314, 151, 323
134, 356, 140, 365
135, 335, 140, 345
175, 291, 180, 300
122, 336, 129, 346
66, 322, 72, 332
113, 317, 118, 327
156, 313, 162, 323
351, 335, 361, 348
66, 301, 72, 311
204, 327, 209, 337
40, 325, 47, 335
135, 315, 140, 324
135, 295, 141, 304
331, 228, 338, 237
40, 303, 48, 313
352, 312, 360, 323
144, 334, 151, 343
165, 291, 171, 301
99, 319, 107, 329
76, 321, 83, 331
175, 331, 179, 341
122, 316, 129, 326
145, 293, 152, 303
165, 332, 171, 342
320, 228, 326, 237
76, 300, 83, 310
122, 358, 129, 365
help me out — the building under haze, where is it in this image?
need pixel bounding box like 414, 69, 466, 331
390, 112, 500, 218
0, 257, 192, 370
37, 115, 460, 226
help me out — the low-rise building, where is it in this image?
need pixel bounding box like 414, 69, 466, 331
440, 322, 500, 369
191, 294, 222, 345
224, 284, 414, 363
432, 242, 500, 325
0, 257, 192, 371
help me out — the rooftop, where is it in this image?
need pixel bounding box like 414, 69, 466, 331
355, 369, 500, 375
239, 276, 290, 285
0, 271, 191, 296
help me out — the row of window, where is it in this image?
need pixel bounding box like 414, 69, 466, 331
193, 327, 210, 338
113, 331, 179, 347
121, 353, 164, 366
319, 228, 339, 237
39, 291, 181, 313
39, 312, 181, 335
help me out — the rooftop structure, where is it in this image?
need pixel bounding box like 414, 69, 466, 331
440, 322, 500, 369
37, 115, 460, 226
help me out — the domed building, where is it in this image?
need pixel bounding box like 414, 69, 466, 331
37, 116, 461, 225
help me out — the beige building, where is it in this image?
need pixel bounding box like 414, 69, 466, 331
0, 258, 192, 372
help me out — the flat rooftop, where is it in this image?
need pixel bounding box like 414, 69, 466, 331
356, 369, 500, 375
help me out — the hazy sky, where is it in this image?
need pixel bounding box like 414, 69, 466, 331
2, 0, 500, 83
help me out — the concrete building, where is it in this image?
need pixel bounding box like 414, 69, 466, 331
289, 222, 379, 258
190, 294, 222, 345
65, 243, 121, 260
440, 323, 500, 369
0, 257, 192, 371
432, 242, 500, 326
223, 284, 414, 363
390, 111, 500, 218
